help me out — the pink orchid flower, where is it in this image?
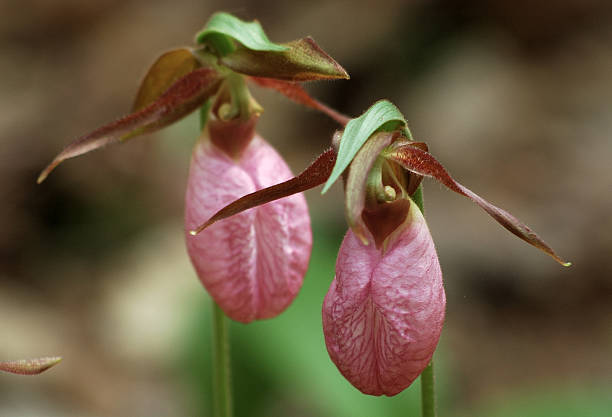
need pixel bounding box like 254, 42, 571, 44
185, 117, 312, 323
323, 199, 444, 396
167, 100, 568, 395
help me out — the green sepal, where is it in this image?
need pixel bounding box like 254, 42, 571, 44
344, 131, 397, 244
322, 100, 406, 193
195, 12, 288, 55
220, 37, 349, 81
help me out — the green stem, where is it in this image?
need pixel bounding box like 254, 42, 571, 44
211, 302, 233, 417
200, 102, 233, 417
420, 361, 436, 417
219, 72, 262, 121
199, 99, 212, 129
411, 185, 424, 212
413, 185, 437, 417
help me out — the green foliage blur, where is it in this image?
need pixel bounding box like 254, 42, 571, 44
181, 225, 611, 417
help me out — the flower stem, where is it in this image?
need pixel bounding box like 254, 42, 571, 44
413, 185, 437, 417
200, 102, 233, 417
219, 72, 262, 121
199, 99, 212, 129
420, 361, 436, 417
211, 301, 233, 417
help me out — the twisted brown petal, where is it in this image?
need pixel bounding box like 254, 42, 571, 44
386, 143, 570, 266
190, 148, 336, 234
38, 68, 222, 183
249, 77, 350, 126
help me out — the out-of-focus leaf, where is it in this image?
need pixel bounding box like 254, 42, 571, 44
322, 100, 406, 194
250, 77, 349, 125
386, 143, 571, 266
221, 37, 349, 82
133, 48, 200, 111
190, 148, 337, 235
345, 131, 397, 244
195, 12, 287, 55
38, 68, 222, 183
0, 357, 62, 375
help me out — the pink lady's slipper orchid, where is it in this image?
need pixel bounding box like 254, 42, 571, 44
185, 116, 312, 323
200, 100, 568, 395
37, 12, 349, 323
319, 104, 568, 394
319, 117, 568, 395
322, 130, 446, 396
323, 199, 444, 396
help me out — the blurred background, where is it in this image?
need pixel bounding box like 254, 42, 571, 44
1, 0, 611, 416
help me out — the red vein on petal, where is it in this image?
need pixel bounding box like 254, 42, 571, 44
249, 77, 350, 126
190, 148, 336, 234
0, 357, 62, 375
387, 144, 571, 266
37, 68, 222, 183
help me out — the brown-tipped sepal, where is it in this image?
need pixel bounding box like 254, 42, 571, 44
221, 37, 349, 82
195, 13, 348, 81
385, 142, 571, 266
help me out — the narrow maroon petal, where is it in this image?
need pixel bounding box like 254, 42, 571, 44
387, 143, 571, 266
190, 148, 336, 234
0, 357, 62, 375
249, 77, 350, 126
37, 68, 222, 183
403, 141, 428, 196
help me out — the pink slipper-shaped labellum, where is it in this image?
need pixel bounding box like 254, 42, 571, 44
323, 200, 445, 396
185, 128, 312, 323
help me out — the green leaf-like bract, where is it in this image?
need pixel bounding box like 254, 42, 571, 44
195, 12, 288, 55
220, 37, 349, 81
322, 100, 406, 193
345, 131, 397, 244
